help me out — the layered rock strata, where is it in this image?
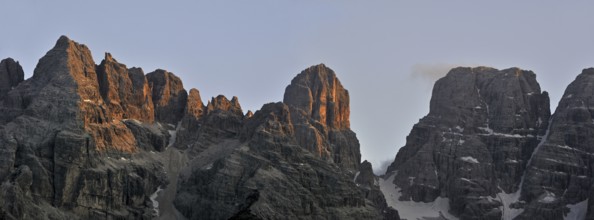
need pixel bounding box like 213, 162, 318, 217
517, 68, 594, 219
385, 67, 551, 219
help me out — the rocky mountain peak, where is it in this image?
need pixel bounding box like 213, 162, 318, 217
96, 53, 155, 122
146, 69, 188, 124
0, 58, 24, 99
581, 67, 594, 75
206, 95, 243, 116
384, 66, 550, 219
283, 63, 350, 130
245, 110, 254, 118
185, 88, 205, 119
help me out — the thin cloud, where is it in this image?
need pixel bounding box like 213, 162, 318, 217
410, 63, 461, 83
373, 159, 394, 176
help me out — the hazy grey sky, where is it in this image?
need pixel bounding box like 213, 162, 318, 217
2, 1, 594, 173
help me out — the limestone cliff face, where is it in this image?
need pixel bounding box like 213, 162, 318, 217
284, 64, 361, 171
385, 67, 551, 219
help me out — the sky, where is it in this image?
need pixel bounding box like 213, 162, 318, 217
2, 1, 594, 174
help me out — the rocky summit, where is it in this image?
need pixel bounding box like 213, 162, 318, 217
383, 67, 551, 220
0, 36, 398, 220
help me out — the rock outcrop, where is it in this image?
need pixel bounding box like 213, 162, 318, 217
355, 161, 401, 220
0, 58, 24, 100
384, 67, 551, 219
96, 53, 155, 122
147, 69, 188, 125
284, 64, 361, 171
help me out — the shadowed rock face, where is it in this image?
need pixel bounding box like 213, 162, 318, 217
284, 64, 361, 172
147, 69, 188, 125
385, 67, 551, 219
0, 58, 24, 100
355, 161, 401, 220
516, 68, 594, 219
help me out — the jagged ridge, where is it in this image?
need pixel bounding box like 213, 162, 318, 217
0, 36, 398, 220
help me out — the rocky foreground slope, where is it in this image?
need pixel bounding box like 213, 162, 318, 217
384, 67, 594, 220
0, 36, 398, 220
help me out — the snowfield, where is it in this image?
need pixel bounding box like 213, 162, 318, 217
380, 174, 459, 220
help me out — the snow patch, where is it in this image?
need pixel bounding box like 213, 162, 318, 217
478, 127, 494, 134
460, 156, 479, 164
83, 99, 93, 103
353, 171, 360, 182
150, 187, 163, 217
203, 163, 213, 170
123, 119, 141, 125
565, 199, 588, 220
379, 174, 459, 220
459, 178, 472, 183
167, 130, 177, 148
556, 144, 573, 150
497, 188, 524, 220
537, 117, 543, 127
539, 191, 556, 203
478, 127, 528, 138
566, 94, 573, 98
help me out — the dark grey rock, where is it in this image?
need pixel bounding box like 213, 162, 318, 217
355, 161, 400, 220
0, 58, 24, 100
518, 68, 594, 219
147, 69, 188, 125
175, 102, 384, 220
123, 119, 170, 152
385, 67, 550, 219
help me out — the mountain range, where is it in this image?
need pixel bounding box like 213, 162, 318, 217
0, 36, 593, 220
